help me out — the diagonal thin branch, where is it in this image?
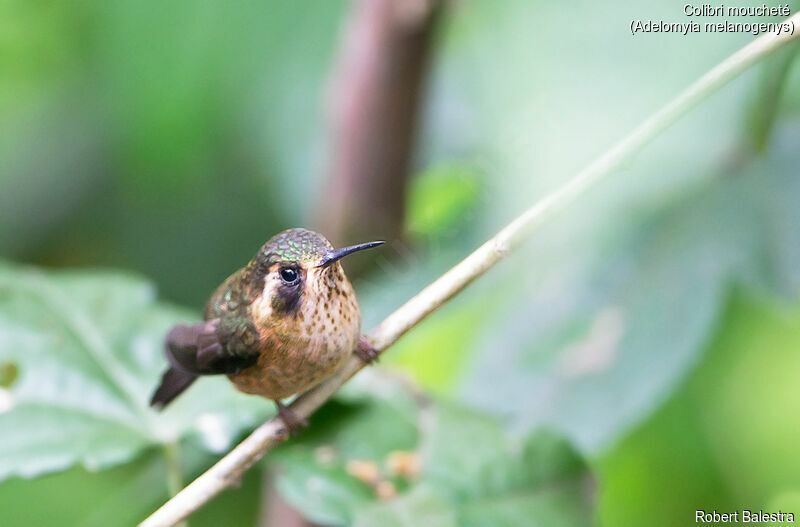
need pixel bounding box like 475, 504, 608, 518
140, 14, 800, 527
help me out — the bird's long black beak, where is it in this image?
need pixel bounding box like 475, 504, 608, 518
316, 240, 385, 268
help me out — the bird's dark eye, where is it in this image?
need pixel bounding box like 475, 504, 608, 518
279, 267, 299, 285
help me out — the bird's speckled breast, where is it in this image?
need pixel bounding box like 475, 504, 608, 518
228, 263, 361, 400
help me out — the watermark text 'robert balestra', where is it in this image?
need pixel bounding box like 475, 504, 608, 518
696, 509, 795, 523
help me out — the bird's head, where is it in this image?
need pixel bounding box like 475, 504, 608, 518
248, 228, 383, 315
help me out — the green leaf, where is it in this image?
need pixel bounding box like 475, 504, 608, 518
460, 127, 800, 453
0, 264, 268, 481
424, 403, 586, 499
0, 442, 263, 527
274, 389, 592, 526
596, 293, 800, 526
353, 485, 457, 527
0, 451, 170, 527
421, 402, 591, 527
272, 381, 420, 525
356, 404, 591, 527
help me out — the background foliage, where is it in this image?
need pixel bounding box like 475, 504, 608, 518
1, 0, 799, 525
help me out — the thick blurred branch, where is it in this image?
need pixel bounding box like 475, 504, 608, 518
140, 14, 800, 527
316, 0, 442, 248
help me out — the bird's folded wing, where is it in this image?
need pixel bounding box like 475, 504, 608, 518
165, 318, 259, 375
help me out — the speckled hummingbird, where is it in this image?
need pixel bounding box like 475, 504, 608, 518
150, 228, 384, 431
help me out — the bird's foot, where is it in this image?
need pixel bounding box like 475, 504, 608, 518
355, 336, 379, 364
275, 401, 308, 436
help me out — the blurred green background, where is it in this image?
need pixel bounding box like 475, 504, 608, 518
1, 1, 800, 525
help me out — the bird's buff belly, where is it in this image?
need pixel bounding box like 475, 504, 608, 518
227, 338, 353, 400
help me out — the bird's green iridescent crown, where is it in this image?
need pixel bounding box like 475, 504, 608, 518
261, 228, 333, 263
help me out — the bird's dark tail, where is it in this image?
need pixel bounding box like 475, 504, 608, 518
150, 367, 197, 409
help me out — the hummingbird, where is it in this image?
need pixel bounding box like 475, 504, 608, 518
150, 228, 384, 432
